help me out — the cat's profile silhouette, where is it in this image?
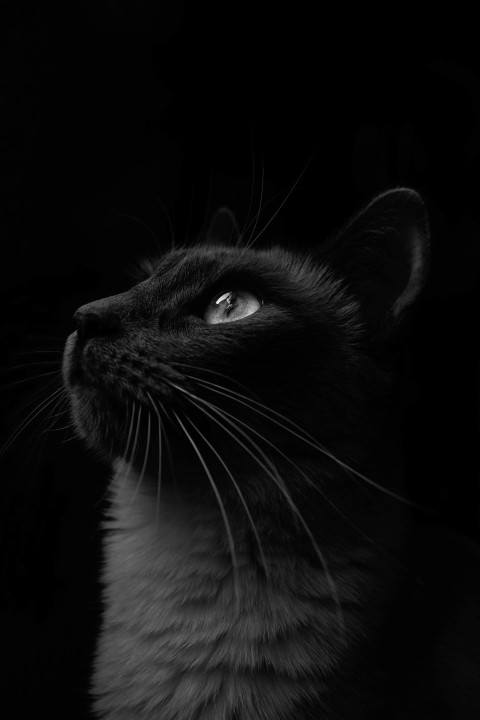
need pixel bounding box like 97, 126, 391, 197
63, 188, 480, 719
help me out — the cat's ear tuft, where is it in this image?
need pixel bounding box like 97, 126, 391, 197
322, 188, 430, 333
206, 207, 241, 246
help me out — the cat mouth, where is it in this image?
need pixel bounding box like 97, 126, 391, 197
63, 330, 187, 416
63, 331, 121, 405
63, 335, 113, 400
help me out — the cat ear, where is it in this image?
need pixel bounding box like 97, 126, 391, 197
206, 207, 241, 246
322, 188, 430, 332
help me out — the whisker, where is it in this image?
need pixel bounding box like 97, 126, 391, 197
169, 362, 263, 403
189, 375, 427, 511
41, 409, 69, 422
172, 409, 241, 610
246, 154, 314, 249
46, 422, 76, 433
57, 433, 79, 445
188, 388, 409, 573
93, 400, 136, 512
154, 195, 176, 251
8, 374, 63, 418
122, 399, 137, 463
2, 360, 61, 373
146, 392, 163, 526
155, 397, 181, 502
116, 212, 161, 250
184, 413, 269, 579
15, 349, 63, 356
182, 378, 431, 585
50, 398, 83, 448
129, 403, 142, 467
240, 187, 297, 248
243, 152, 265, 250
127, 407, 151, 507
0, 370, 60, 391
20, 388, 68, 472
39, 393, 70, 436
239, 144, 256, 248
0, 386, 64, 459
117, 400, 142, 496
171, 384, 345, 634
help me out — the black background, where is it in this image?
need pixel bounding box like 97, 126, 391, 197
0, 2, 479, 717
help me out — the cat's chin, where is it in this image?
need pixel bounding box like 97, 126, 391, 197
64, 381, 127, 460
63, 331, 113, 395
62, 331, 78, 389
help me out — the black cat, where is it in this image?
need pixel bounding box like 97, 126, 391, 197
63, 188, 480, 719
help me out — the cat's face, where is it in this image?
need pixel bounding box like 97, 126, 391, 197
63, 190, 429, 504
64, 244, 359, 455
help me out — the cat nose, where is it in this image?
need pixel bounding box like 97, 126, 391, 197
74, 304, 122, 345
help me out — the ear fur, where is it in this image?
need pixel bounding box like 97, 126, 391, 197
206, 207, 241, 246
321, 188, 430, 332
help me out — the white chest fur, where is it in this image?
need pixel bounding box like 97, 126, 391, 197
92, 462, 360, 720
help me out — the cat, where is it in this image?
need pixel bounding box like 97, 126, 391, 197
62, 188, 480, 719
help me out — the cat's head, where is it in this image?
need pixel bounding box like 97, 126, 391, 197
63, 188, 429, 503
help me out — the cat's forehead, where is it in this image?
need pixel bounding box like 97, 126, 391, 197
146, 245, 291, 285
153, 245, 246, 275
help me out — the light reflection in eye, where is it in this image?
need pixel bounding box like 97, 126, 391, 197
204, 290, 261, 324
215, 292, 233, 306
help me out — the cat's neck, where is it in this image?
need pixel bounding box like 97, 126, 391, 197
93, 460, 402, 718
102, 460, 399, 641
106, 458, 394, 587
105, 459, 352, 592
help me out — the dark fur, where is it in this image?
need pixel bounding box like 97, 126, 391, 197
63, 189, 480, 719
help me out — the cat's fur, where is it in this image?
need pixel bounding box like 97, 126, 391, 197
63, 189, 480, 719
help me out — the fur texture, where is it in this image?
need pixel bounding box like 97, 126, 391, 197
63, 189, 480, 718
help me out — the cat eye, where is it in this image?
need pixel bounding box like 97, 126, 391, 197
204, 290, 262, 324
